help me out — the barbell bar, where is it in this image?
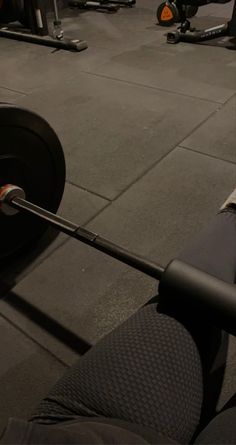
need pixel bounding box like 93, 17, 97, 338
1, 104, 236, 337
0, 183, 165, 280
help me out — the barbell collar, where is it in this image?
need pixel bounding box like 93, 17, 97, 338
0, 184, 25, 216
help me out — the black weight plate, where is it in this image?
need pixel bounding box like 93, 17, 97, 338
0, 104, 66, 262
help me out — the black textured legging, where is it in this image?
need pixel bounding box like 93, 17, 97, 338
30, 208, 236, 444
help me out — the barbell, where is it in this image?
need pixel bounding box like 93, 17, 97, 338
1, 104, 236, 336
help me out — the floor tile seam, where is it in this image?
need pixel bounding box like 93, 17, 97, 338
103, 107, 222, 203
20, 237, 70, 282
61, 180, 113, 227
177, 89, 236, 144
83, 201, 113, 226
0, 237, 70, 303
0, 311, 70, 368
66, 180, 111, 202
105, 145, 183, 203
178, 146, 236, 165
79, 70, 232, 105
3, 200, 112, 286
0, 85, 28, 96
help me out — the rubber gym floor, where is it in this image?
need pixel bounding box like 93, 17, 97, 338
0, 0, 236, 434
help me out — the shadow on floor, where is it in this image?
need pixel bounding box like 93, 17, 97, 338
3, 290, 91, 355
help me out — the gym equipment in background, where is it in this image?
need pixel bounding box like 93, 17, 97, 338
1, 103, 236, 339
166, 0, 236, 46
0, 0, 28, 26
68, 0, 135, 13
157, 0, 198, 27
0, 0, 87, 51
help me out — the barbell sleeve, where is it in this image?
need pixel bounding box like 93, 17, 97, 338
159, 259, 236, 336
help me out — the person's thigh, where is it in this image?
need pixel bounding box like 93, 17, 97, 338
31, 208, 236, 443
31, 304, 203, 444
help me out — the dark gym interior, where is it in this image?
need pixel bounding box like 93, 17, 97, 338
0, 0, 236, 440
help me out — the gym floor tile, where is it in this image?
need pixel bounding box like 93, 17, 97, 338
0, 42, 120, 93
196, 1, 234, 17
86, 147, 236, 265
59, 181, 109, 225
181, 96, 236, 163
2, 148, 235, 363
0, 51, 66, 94
16, 73, 218, 200
59, 7, 160, 51
88, 42, 236, 103
34, 45, 123, 74
0, 315, 66, 436
0, 238, 156, 361
63, 86, 219, 199
59, 8, 236, 104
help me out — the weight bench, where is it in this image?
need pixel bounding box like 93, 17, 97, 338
166, 0, 236, 46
